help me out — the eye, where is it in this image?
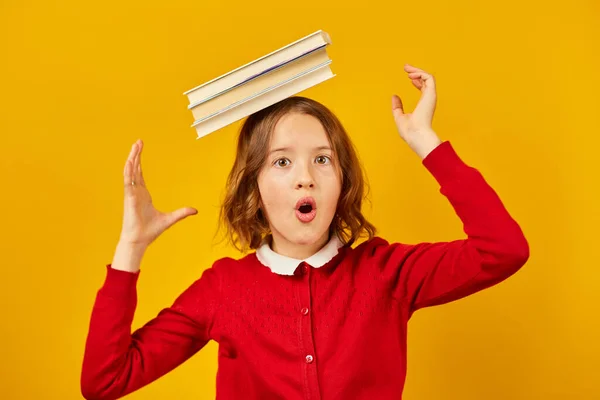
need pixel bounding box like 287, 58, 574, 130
274, 158, 291, 167
315, 155, 331, 165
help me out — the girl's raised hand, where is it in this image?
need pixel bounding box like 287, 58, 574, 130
391, 64, 442, 159
118, 140, 197, 249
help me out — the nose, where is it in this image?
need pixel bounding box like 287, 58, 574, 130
295, 164, 315, 189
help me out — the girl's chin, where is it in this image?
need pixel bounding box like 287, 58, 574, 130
286, 229, 330, 246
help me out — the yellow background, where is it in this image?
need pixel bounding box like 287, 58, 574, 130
1, 0, 598, 398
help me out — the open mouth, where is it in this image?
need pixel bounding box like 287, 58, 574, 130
298, 203, 313, 214
295, 197, 317, 222
296, 197, 316, 213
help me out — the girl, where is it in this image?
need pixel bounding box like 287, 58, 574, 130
81, 64, 529, 399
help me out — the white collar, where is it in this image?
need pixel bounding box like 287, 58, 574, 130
256, 233, 344, 275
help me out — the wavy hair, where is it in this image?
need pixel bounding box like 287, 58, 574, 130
219, 96, 376, 252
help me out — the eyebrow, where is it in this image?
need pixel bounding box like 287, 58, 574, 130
269, 146, 332, 155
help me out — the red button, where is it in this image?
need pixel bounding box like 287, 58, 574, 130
305, 355, 314, 363
301, 307, 309, 315
302, 264, 309, 273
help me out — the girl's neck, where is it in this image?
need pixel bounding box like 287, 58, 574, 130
269, 231, 330, 260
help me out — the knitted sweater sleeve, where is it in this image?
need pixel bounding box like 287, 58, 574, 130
369, 141, 529, 316
80, 263, 220, 400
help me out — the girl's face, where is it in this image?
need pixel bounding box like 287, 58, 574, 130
257, 112, 342, 259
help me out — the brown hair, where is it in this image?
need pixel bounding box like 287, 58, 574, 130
219, 96, 376, 252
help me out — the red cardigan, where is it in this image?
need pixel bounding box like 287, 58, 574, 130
81, 141, 529, 400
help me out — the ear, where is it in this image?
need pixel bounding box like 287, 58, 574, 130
258, 196, 264, 210
257, 204, 268, 226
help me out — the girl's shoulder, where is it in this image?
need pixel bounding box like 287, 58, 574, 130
205, 251, 268, 277
347, 235, 405, 257
341, 235, 419, 269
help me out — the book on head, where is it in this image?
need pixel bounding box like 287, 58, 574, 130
183, 30, 335, 139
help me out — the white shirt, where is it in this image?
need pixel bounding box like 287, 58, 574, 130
256, 234, 344, 276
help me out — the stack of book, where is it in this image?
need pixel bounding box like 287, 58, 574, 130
183, 30, 335, 139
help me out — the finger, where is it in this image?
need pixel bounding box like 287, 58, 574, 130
391, 94, 404, 115
404, 64, 420, 73
404, 64, 431, 74
135, 140, 146, 187
131, 140, 144, 187
124, 160, 134, 188
408, 71, 425, 79
164, 207, 198, 229
126, 142, 137, 165
124, 143, 137, 187
411, 79, 423, 90
408, 71, 435, 88
133, 140, 141, 176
